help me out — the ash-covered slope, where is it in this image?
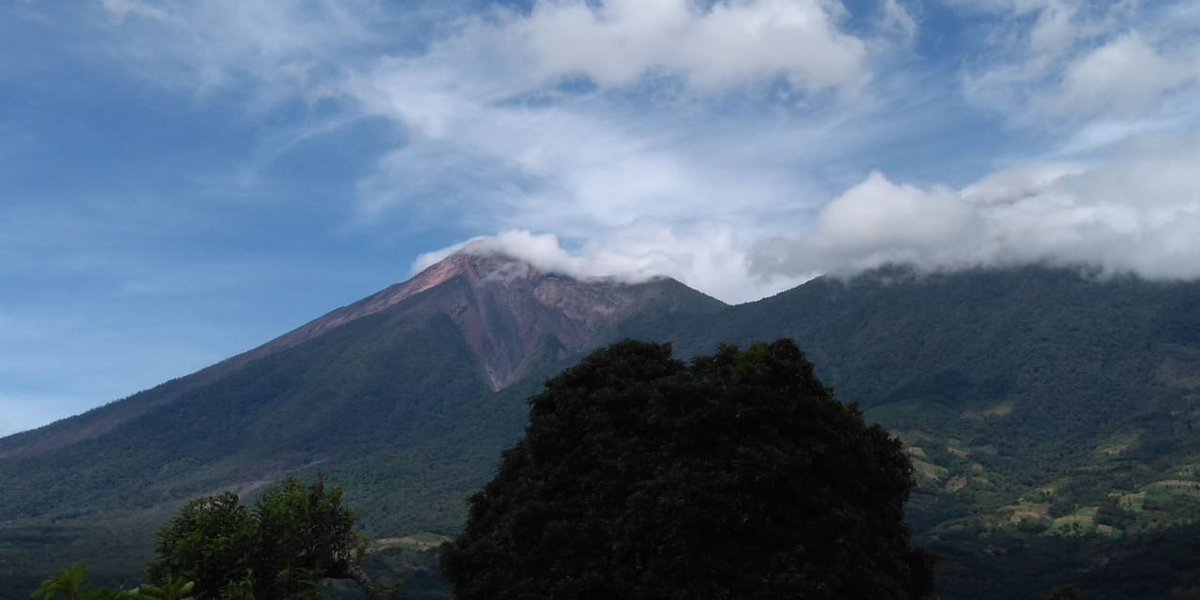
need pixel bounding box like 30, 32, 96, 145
0, 252, 723, 593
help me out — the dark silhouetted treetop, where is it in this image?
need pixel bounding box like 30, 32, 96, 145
441, 339, 935, 600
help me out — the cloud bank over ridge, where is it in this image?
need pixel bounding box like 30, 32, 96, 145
384, 0, 1200, 300
418, 131, 1200, 302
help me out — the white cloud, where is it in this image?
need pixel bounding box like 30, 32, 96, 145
414, 230, 595, 280
67, 0, 922, 305
344, 45, 858, 241
752, 134, 1200, 280
101, 0, 167, 23
94, 0, 883, 105
1028, 1, 1078, 57
753, 171, 981, 275
338, 0, 911, 233
879, 0, 918, 43
954, 0, 1199, 132
414, 225, 807, 304
959, 162, 1085, 206
71, 0, 1200, 296
808, 172, 971, 253
489, 0, 871, 94
95, 0, 382, 102
1058, 33, 1191, 116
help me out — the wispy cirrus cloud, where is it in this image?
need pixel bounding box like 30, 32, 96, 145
951, 0, 1200, 131
73, 0, 1200, 300
479, 0, 872, 93
333, 0, 925, 299
94, 0, 384, 98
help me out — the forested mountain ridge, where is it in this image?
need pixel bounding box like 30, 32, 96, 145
624, 265, 1200, 598
2, 259, 1199, 598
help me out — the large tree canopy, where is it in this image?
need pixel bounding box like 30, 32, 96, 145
441, 339, 935, 599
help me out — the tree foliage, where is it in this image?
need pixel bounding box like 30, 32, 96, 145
148, 476, 378, 599
147, 492, 251, 597
31, 564, 164, 600
441, 339, 935, 599
1046, 587, 1083, 600
30, 565, 112, 600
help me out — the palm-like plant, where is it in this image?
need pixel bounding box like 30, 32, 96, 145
30, 565, 154, 600
31, 564, 89, 599
135, 575, 195, 600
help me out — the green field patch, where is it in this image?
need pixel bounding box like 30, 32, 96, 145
1045, 506, 1103, 537
1138, 479, 1200, 517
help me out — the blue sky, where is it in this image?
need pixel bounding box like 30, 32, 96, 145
2, 0, 1198, 435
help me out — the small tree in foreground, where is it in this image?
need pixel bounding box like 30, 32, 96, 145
149, 475, 380, 599
31, 564, 156, 599
31, 565, 99, 600
441, 339, 935, 599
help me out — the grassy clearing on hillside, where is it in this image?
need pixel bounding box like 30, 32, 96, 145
1045, 506, 1122, 538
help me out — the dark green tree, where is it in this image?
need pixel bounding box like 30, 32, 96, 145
148, 492, 252, 597
148, 476, 379, 600
441, 339, 935, 599
252, 476, 375, 599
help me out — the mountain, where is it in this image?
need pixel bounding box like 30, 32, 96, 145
3, 260, 1199, 599
0, 252, 724, 596
629, 265, 1200, 598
